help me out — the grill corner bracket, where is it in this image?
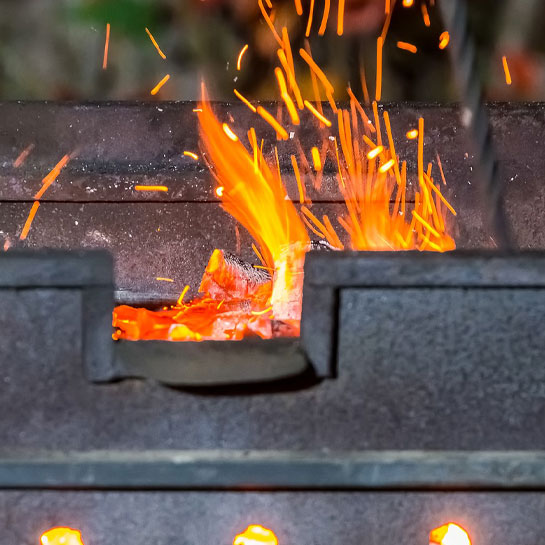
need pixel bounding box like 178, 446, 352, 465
0, 249, 117, 382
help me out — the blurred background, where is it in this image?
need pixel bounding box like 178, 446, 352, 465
1, 0, 544, 102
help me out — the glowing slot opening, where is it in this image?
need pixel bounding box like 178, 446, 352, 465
41, 527, 85, 545
234, 525, 279, 545
430, 523, 472, 545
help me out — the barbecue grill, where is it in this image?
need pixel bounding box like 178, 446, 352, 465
1, 101, 545, 544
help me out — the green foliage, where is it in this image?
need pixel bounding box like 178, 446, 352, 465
68, 0, 162, 39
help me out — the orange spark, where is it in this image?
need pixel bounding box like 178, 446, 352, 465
429, 523, 472, 545
145, 28, 167, 59
407, 129, 418, 139
376, 37, 383, 101
294, 0, 303, 16
156, 277, 174, 282
177, 285, 190, 305
183, 151, 199, 160
258, 0, 283, 47
299, 48, 335, 95
41, 527, 85, 545
151, 74, 170, 95
402, 0, 414, 6
418, 117, 424, 186
13, 144, 34, 168
305, 0, 315, 36
103, 23, 110, 70
337, 0, 345, 35
257, 106, 289, 140
367, 145, 383, 159
234, 525, 278, 545
311, 146, 322, 170
234, 89, 257, 113
216, 186, 224, 197
19, 201, 40, 241
275, 67, 300, 124
135, 185, 169, 192
291, 154, 306, 203
318, 0, 331, 35
379, 158, 395, 173
502, 55, 512, 85
439, 31, 450, 50
281, 28, 305, 109
34, 154, 71, 200
304, 100, 332, 126
397, 41, 417, 54
347, 87, 375, 132
436, 152, 447, 185
223, 123, 239, 141
237, 44, 249, 70
193, 108, 203, 112
251, 306, 273, 316
421, 3, 431, 26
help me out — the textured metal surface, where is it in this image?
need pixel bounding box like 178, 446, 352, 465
1, 491, 544, 545
0, 250, 115, 384
0, 250, 112, 287
113, 339, 308, 386
3, 103, 545, 298
2, 450, 545, 490
302, 250, 545, 376
1, 101, 544, 206
0, 197, 540, 301
1, 281, 544, 451
439, 0, 512, 248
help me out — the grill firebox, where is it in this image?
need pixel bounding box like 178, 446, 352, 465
1, 102, 545, 544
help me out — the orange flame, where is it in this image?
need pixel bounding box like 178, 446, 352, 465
198, 86, 309, 271
41, 527, 85, 545
112, 5, 457, 342
430, 523, 472, 545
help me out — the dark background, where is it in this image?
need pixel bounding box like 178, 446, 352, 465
1, 0, 543, 102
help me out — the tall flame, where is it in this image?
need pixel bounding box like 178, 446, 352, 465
198, 86, 309, 270
198, 86, 309, 322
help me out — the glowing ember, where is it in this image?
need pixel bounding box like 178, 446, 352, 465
439, 31, 450, 50
135, 185, 169, 192
397, 41, 418, 54
234, 525, 278, 545
41, 527, 85, 545
421, 3, 431, 27
430, 523, 472, 545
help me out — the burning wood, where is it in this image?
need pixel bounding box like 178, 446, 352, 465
114, 248, 299, 341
